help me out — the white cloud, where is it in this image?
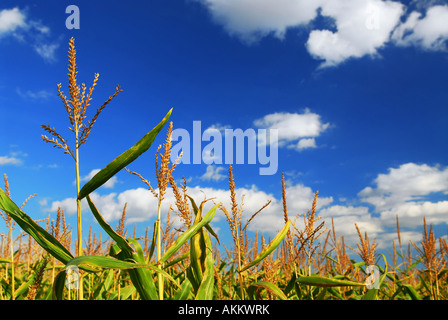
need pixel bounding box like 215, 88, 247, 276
0, 149, 27, 166
254, 109, 330, 150
0, 7, 26, 36
44, 162, 448, 252
0, 155, 22, 166
197, 0, 448, 67
198, 0, 322, 44
0, 7, 58, 62
197, 0, 405, 67
380, 201, 448, 228
359, 162, 448, 228
391, 5, 448, 50
33, 42, 59, 62
295, 138, 317, 151
319, 205, 383, 242
306, 0, 404, 67
200, 165, 227, 182
16, 88, 53, 100
45, 179, 333, 235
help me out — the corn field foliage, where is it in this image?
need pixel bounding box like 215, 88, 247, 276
1, 38, 447, 301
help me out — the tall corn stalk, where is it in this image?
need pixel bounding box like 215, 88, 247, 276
41, 37, 122, 299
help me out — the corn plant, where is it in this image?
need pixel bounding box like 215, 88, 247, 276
1, 37, 447, 301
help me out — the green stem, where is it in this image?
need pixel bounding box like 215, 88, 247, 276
9, 227, 14, 300
75, 129, 83, 300
157, 198, 163, 300
236, 228, 244, 300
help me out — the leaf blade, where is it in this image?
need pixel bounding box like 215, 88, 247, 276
239, 220, 291, 273
297, 275, 365, 288
160, 203, 220, 264
249, 281, 288, 300
78, 108, 172, 199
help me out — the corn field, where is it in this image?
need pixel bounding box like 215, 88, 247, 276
1, 38, 447, 301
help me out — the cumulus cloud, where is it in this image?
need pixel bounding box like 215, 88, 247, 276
254, 108, 330, 150
0, 7, 59, 62
319, 205, 383, 245
391, 5, 448, 50
197, 0, 448, 67
0, 155, 22, 166
293, 138, 317, 151
0, 7, 26, 35
197, 0, 404, 67
306, 0, 404, 67
318, 162, 448, 248
45, 179, 333, 234
198, 0, 322, 44
359, 162, 448, 228
44, 162, 448, 251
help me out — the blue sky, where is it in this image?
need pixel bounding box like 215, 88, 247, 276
1, 0, 447, 257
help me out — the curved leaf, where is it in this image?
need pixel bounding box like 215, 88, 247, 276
0, 188, 74, 264
78, 108, 172, 199
297, 275, 365, 287
65, 255, 177, 285
402, 284, 422, 300
86, 195, 133, 256
160, 203, 220, 264
249, 281, 288, 300
195, 226, 215, 300
239, 220, 291, 273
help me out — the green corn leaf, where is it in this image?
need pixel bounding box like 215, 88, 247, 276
128, 268, 158, 300
54, 255, 178, 300
406, 256, 423, 274
86, 195, 134, 256
65, 255, 178, 286
92, 269, 115, 300
163, 251, 189, 269
195, 226, 215, 300
0, 188, 74, 264
248, 281, 288, 300
65, 255, 146, 271
78, 108, 172, 200
297, 275, 365, 287
127, 238, 146, 263
127, 237, 159, 300
239, 220, 291, 273
190, 226, 205, 284
362, 288, 378, 300
186, 266, 199, 293
173, 277, 194, 300
401, 284, 422, 300
316, 287, 328, 300
187, 195, 220, 244
160, 203, 220, 264
86, 196, 160, 300
119, 285, 136, 300
53, 270, 67, 300
146, 220, 159, 263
